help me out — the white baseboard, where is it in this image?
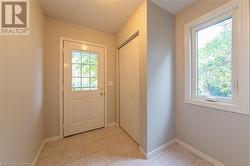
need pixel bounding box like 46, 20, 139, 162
176, 139, 225, 166
44, 136, 61, 143
139, 139, 176, 159
32, 136, 61, 166
106, 122, 119, 127
138, 146, 147, 159
31, 140, 46, 166
147, 139, 176, 158
139, 138, 225, 166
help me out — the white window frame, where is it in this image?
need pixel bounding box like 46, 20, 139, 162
184, 0, 249, 115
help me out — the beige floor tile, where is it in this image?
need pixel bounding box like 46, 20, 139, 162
85, 149, 112, 166
62, 158, 85, 166
191, 158, 214, 166
35, 127, 214, 166
85, 138, 105, 154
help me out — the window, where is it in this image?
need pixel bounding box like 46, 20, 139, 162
195, 17, 234, 102
184, 1, 249, 114
71, 50, 98, 91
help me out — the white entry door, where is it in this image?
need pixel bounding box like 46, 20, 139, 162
64, 40, 105, 137
119, 36, 140, 144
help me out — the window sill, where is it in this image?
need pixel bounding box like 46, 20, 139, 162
185, 97, 249, 115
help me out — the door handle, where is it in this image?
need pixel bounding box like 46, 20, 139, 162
100, 92, 104, 96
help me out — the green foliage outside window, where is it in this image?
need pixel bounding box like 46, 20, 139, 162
72, 51, 98, 91
197, 29, 232, 98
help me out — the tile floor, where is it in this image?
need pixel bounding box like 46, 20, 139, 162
35, 126, 214, 166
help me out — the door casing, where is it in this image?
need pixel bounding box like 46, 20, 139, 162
59, 37, 108, 138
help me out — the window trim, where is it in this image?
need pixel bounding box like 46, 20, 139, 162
191, 14, 236, 104
184, 0, 249, 115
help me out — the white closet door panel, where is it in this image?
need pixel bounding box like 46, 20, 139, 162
119, 36, 140, 144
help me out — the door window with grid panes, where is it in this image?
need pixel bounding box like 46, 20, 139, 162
71, 50, 98, 91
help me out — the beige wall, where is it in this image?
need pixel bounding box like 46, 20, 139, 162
116, 1, 147, 151
0, 0, 45, 163
175, 0, 249, 165
44, 17, 116, 138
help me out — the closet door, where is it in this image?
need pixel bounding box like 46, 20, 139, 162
119, 36, 140, 144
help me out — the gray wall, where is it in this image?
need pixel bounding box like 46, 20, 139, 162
175, 0, 249, 165
147, 1, 176, 153
0, 0, 45, 163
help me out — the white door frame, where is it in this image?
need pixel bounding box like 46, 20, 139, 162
59, 37, 108, 138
